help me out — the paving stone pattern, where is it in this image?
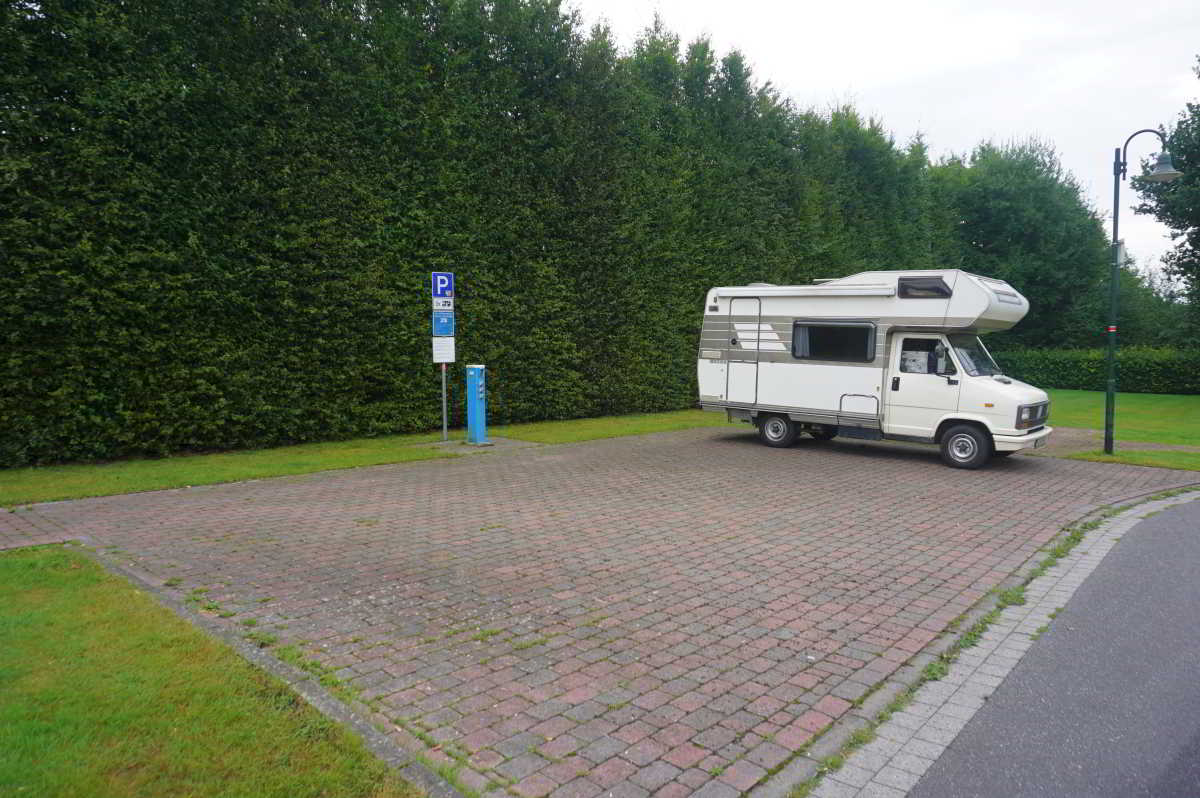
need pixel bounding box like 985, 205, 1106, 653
5, 430, 1193, 796
811, 492, 1200, 798
0, 506, 72, 550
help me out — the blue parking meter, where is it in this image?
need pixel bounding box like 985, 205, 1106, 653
466, 365, 489, 445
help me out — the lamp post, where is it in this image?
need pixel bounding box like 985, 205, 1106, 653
1104, 131, 1183, 454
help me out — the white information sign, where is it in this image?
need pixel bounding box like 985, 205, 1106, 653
432, 336, 456, 363
433, 297, 454, 311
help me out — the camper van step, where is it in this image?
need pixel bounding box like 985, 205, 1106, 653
838, 426, 882, 441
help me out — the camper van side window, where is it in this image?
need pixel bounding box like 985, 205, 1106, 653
898, 277, 952, 299
792, 322, 875, 363
900, 338, 955, 374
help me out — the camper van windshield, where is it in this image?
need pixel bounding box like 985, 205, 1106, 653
947, 334, 1001, 377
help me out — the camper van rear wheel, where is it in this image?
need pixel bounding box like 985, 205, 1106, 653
940, 424, 991, 469
758, 415, 798, 448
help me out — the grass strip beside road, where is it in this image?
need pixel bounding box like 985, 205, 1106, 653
12, 390, 1192, 506
1067, 450, 1200, 471
0, 409, 738, 507
1045, 389, 1200, 447
0, 545, 418, 798
0, 433, 456, 507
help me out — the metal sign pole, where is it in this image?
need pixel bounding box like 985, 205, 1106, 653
431, 271, 455, 442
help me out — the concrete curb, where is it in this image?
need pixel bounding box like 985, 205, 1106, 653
751, 482, 1200, 798
806, 488, 1200, 798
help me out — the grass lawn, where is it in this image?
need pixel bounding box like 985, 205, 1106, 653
0, 545, 418, 798
0, 409, 737, 507
1045, 389, 1200, 447
0, 432, 456, 508
1044, 390, 1200, 472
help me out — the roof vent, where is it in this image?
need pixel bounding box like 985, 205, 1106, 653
747, 282, 776, 287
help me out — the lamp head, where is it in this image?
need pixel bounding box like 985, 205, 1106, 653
1145, 151, 1183, 183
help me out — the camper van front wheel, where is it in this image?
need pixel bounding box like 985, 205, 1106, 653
940, 425, 991, 469
757, 415, 799, 447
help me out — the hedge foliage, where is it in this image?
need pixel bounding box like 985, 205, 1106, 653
996, 348, 1200, 395
0, 0, 1178, 466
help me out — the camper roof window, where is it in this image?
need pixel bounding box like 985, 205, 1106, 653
898, 277, 952, 299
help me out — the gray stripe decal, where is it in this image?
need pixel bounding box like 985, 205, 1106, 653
698, 350, 886, 366
701, 322, 996, 363
707, 314, 983, 328
702, 401, 882, 428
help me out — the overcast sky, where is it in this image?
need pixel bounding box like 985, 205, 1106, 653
569, 0, 1199, 271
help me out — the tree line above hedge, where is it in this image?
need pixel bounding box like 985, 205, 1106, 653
0, 0, 1190, 466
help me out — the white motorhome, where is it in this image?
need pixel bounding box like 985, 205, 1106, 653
697, 270, 1052, 468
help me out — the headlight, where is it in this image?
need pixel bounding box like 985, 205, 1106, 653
1016, 403, 1047, 430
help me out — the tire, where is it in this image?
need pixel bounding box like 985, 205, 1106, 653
809, 425, 837, 441
757, 415, 799, 448
939, 424, 991, 469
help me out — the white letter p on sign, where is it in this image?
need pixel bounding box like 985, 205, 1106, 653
432, 272, 454, 297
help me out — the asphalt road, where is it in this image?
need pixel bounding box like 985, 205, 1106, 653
911, 498, 1200, 798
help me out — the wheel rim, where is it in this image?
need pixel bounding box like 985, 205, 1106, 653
764, 418, 787, 441
949, 433, 977, 462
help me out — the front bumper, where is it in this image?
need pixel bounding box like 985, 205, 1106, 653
993, 425, 1053, 452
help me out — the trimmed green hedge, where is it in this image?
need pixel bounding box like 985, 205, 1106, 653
0, 1, 1118, 467
996, 348, 1200, 395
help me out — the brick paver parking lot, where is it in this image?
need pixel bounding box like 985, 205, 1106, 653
5, 429, 1194, 796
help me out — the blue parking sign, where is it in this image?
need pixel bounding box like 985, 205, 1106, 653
432, 310, 455, 336
431, 272, 454, 298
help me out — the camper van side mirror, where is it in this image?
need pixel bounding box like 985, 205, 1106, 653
934, 344, 957, 378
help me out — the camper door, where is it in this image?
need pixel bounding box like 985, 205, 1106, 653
885, 334, 961, 438
727, 298, 761, 405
